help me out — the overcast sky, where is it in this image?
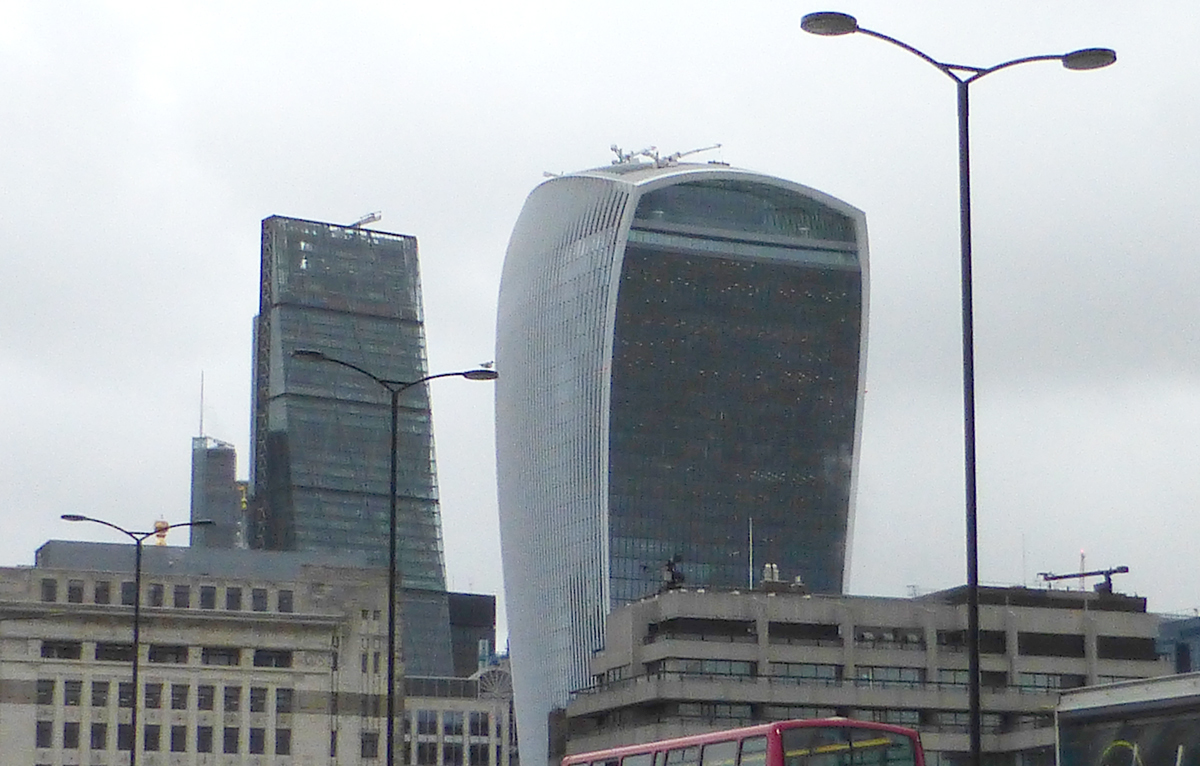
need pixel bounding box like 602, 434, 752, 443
3, 1, 1198, 641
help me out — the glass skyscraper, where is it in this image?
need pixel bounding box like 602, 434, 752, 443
249, 215, 445, 590
189, 436, 241, 548
495, 162, 868, 763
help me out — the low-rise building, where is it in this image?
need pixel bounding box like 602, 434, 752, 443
0, 542, 514, 766
565, 582, 1167, 766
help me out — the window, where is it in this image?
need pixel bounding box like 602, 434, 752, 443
118, 723, 134, 751
120, 581, 136, 606
145, 683, 162, 709
67, 579, 84, 603
118, 682, 134, 707
197, 684, 215, 710
330, 730, 338, 758
445, 742, 464, 764
91, 722, 107, 750
36, 720, 53, 748
36, 679, 54, 705
278, 589, 294, 613
469, 711, 490, 737
40, 578, 57, 602
250, 727, 266, 754
200, 585, 216, 609
96, 642, 134, 662
197, 725, 213, 753
444, 710, 464, 736
171, 684, 189, 710
224, 726, 240, 754
171, 725, 187, 752
42, 640, 82, 659
470, 743, 490, 766
276, 728, 292, 755
202, 646, 241, 666
740, 736, 768, 766
224, 685, 241, 712
418, 710, 438, 734
250, 686, 267, 712
94, 580, 111, 604
173, 584, 191, 608
362, 731, 380, 759
253, 648, 293, 668
149, 583, 165, 607
252, 588, 268, 611
374, 651, 381, 673
362, 652, 369, 673
92, 681, 109, 707
144, 724, 161, 751
64, 679, 82, 705
226, 587, 242, 610
276, 687, 294, 714
418, 742, 439, 765
702, 741, 737, 766
149, 644, 189, 664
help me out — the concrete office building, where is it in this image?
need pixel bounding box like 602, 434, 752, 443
565, 582, 1167, 765
249, 215, 443, 589
495, 159, 868, 763
0, 542, 515, 766
190, 436, 242, 549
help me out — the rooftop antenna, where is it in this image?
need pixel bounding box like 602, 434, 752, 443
199, 371, 205, 437
659, 143, 722, 167
348, 211, 381, 228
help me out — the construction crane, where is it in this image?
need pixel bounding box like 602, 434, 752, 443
348, 211, 381, 228
1039, 566, 1129, 594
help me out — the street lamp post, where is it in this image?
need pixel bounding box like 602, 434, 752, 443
292, 349, 497, 766
800, 12, 1114, 764
61, 515, 213, 766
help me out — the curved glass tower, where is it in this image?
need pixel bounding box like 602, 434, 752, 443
495, 163, 868, 762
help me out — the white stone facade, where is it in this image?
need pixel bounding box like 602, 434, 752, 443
0, 561, 513, 766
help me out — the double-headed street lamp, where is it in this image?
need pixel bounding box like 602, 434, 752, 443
293, 349, 497, 766
61, 514, 212, 766
800, 12, 1114, 763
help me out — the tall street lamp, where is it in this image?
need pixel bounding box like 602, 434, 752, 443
800, 12, 1114, 764
293, 349, 497, 766
61, 514, 213, 766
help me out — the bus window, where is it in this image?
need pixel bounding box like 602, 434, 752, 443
593, 759, 619, 766
655, 751, 667, 766
781, 727, 917, 766
666, 745, 701, 766
702, 741, 738, 766
739, 736, 767, 766
624, 754, 654, 766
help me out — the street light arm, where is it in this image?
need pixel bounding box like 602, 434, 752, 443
61, 514, 138, 542
380, 369, 499, 394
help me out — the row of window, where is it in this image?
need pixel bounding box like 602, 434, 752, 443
413, 710, 493, 737
627, 660, 1125, 693
36, 720, 292, 755
41, 640, 292, 667
36, 679, 293, 713
343, 732, 501, 764
40, 578, 294, 613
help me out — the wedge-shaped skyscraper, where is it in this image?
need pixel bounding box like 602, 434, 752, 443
495, 162, 868, 762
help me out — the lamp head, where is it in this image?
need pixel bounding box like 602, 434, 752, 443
801, 11, 859, 36
61, 514, 87, 522
1062, 47, 1117, 70
292, 349, 328, 361
462, 369, 499, 381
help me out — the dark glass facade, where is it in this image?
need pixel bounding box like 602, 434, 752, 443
190, 436, 241, 548
249, 216, 444, 589
495, 164, 868, 766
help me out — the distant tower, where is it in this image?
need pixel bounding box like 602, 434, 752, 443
248, 215, 444, 589
190, 436, 240, 548
495, 161, 869, 763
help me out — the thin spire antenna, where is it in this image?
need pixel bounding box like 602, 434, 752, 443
199, 371, 205, 437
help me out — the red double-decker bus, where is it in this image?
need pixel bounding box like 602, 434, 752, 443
563, 719, 924, 766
